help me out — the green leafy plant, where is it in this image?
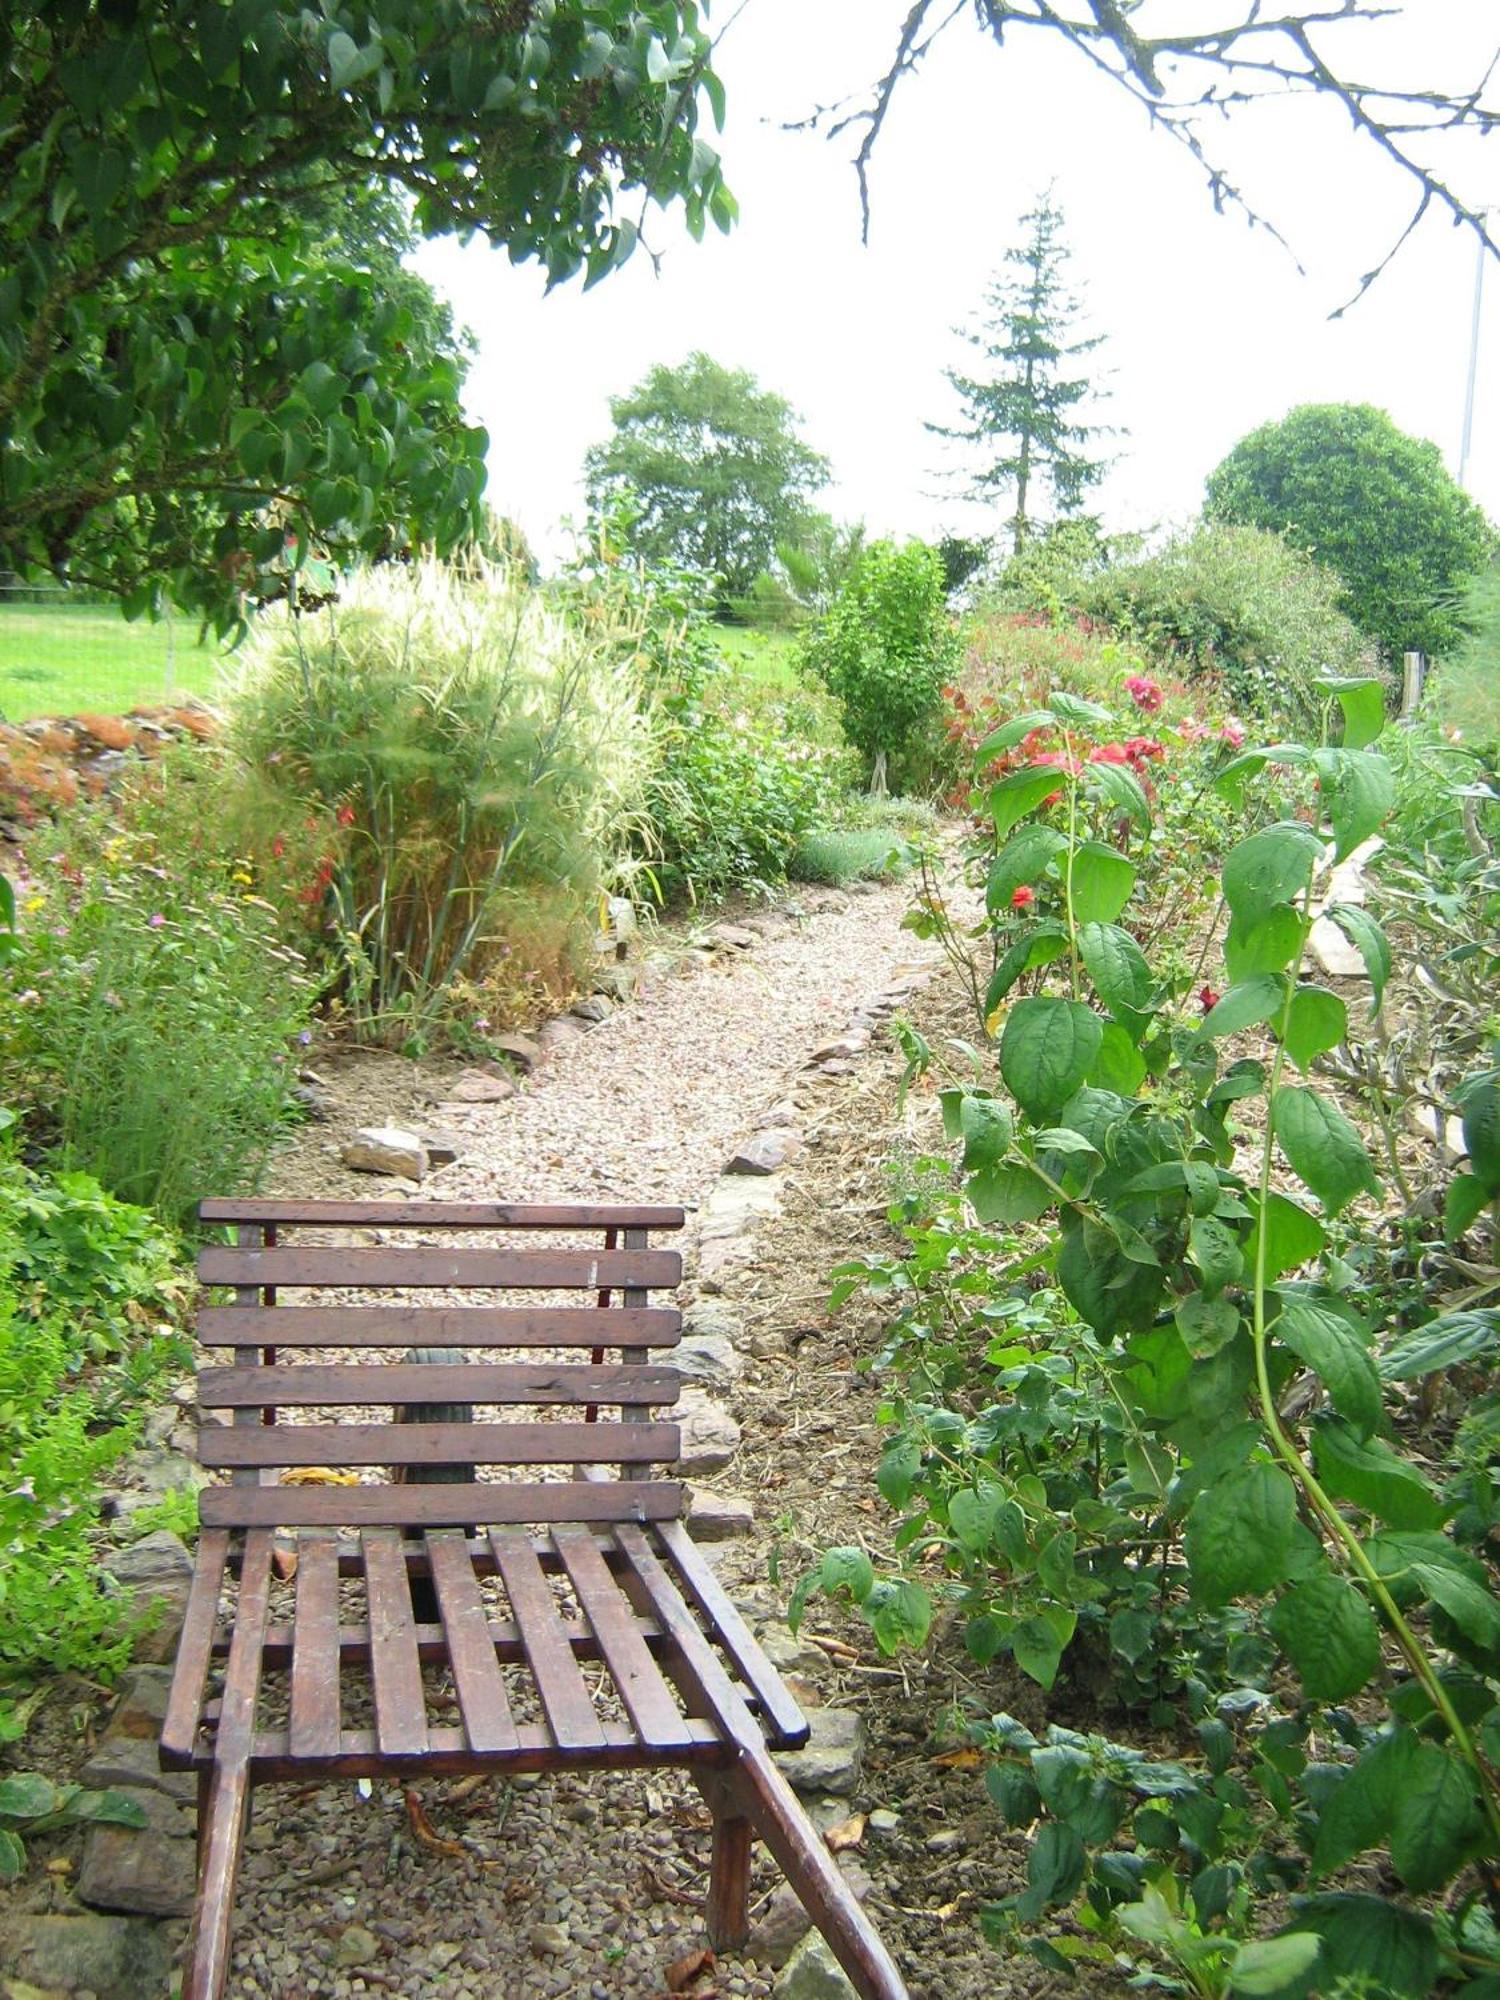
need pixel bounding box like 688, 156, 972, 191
0, 1772, 147, 1882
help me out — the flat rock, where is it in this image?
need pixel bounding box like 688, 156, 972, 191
674, 1388, 742, 1474
341, 1126, 427, 1182
491, 1032, 543, 1071
76, 1788, 195, 1919
115, 1446, 207, 1498
756, 1628, 829, 1676
18, 1915, 172, 2000
1306, 916, 1366, 980
444, 1069, 516, 1103
101, 1531, 193, 1666
418, 1128, 465, 1167
535, 1017, 587, 1054
332, 1924, 380, 1968
79, 1667, 195, 1804
682, 1300, 746, 1344
710, 923, 758, 951
569, 994, 613, 1023
755, 1858, 875, 1970
684, 1487, 756, 1540
725, 1129, 800, 1176
590, 963, 636, 1002
774, 1707, 864, 1796
774, 1930, 860, 1997
675, 1332, 743, 1390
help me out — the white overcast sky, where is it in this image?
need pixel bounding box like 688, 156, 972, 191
413, 0, 1500, 564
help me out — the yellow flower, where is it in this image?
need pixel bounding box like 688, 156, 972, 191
24, 895, 44, 912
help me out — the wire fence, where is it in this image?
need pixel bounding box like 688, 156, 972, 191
0, 582, 232, 724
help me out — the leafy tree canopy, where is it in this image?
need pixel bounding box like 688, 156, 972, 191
1205, 404, 1497, 662
0, 2, 731, 630
929, 190, 1109, 550
582, 352, 830, 608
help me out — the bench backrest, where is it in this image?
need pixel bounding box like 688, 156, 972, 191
193, 1199, 686, 1532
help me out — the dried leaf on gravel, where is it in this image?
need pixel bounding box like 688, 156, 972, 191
664, 1945, 716, 1990
826, 1812, 867, 1852
402, 1789, 464, 1857
931, 1747, 982, 1770
278, 1467, 359, 1486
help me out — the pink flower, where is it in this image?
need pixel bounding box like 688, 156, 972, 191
147, 913, 166, 928
1012, 885, 1035, 911
1220, 719, 1246, 749
1123, 737, 1164, 765
1125, 676, 1165, 713
1089, 742, 1131, 765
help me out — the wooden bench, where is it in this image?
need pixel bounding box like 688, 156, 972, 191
162, 1198, 907, 2000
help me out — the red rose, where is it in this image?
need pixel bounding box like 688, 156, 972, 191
1012, 885, 1036, 911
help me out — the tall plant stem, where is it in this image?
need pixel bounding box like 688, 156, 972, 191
1062, 735, 1081, 1000
1251, 944, 1500, 1849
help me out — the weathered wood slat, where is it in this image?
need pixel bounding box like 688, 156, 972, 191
196, 1305, 682, 1349
197, 1363, 681, 1409
200, 1199, 685, 1230
228, 1613, 667, 1669
200, 1481, 683, 1530
160, 1530, 232, 1764
230, 1718, 722, 1780
288, 1536, 341, 1759
552, 1525, 697, 1752
362, 1531, 428, 1758
201, 1421, 681, 1469
197, 1246, 682, 1291
426, 1531, 520, 1754
655, 1519, 810, 1747
490, 1528, 607, 1752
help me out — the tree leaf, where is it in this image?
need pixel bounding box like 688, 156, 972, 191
1318, 904, 1391, 1012
1286, 1895, 1436, 1998
973, 711, 1057, 762
1230, 1934, 1322, 1996
1274, 1296, 1382, 1436
1269, 1571, 1380, 1700
1321, 748, 1395, 861
1221, 824, 1321, 927
1458, 1075, 1500, 1195
1246, 1192, 1326, 1280
969, 1161, 1054, 1224
1000, 998, 1104, 1120
1012, 1607, 1076, 1690
1390, 1744, 1484, 1891
1225, 905, 1306, 981
1067, 842, 1137, 926
1310, 1730, 1416, 1878
1197, 975, 1288, 1044
986, 824, 1069, 914
1280, 986, 1347, 1073
1406, 1560, 1500, 1653
1313, 1417, 1442, 1530
1189, 1216, 1244, 1297
1175, 1292, 1242, 1358
1318, 674, 1387, 751
1186, 1462, 1297, 1607
1271, 1086, 1379, 1215
1086, 760, 1152, 828
1379, 1309, 1499, 1381
990, 765, 1071, 839
1078, 922, 1153, 1029
1446, 1173, 1492, 1242
1087, 1021, 1147, 1093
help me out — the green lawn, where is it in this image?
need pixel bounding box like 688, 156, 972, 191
0, 602, 233, 722
712, 623, 800, 689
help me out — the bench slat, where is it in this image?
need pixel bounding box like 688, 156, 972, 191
201, 1421, 680, 1469
363, 1532, 428, 1758
197, 1363, 681, 1409
234, 1718, 721, 1780
216, 1531, 275, 1768
288, 1536, 341, 1759
426, 1531, 520, 1754
196, 1306, 682, 1349
200, 1200, 685, 1230
552, 1526, 697, 1752
197, 1247, 682, 1291
491, 1528, 608, 1752
200, 1481, 684, 1530
161, 1529, 232, 1763
656, 1520, 810, 1747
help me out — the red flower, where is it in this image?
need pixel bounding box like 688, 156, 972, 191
1198, 984, 1221, 1015
1123, 736, 1164, 765
270, 835, 286, 860
336, 804, 357, 827
1089, 741, 1130, 765
1125, 675, 1165, 713
1012, 885, 1036, 911
1220, 719, 1246, 749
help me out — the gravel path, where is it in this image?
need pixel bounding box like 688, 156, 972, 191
228, 880, 939, 2000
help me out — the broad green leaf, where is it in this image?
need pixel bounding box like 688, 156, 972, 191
1189, 1216, 1244, 1296
1221, 823, 1321, 927
1198, 975, 1288, 1043
1012, 1606, 1076, 1690
986, 824, 1069, 915
1086, 760, 1152, 827
1281, 986, 1347, 1073
0, 1826, 23, 1882
1078, 922, 1153, 1030
948, 1091, 1013, 1171
0, 1774, 60, 1819
1311, 1730, 1416, 1878
1274, 1297, 1381, 1437
1379, 1309, 1499, 1380
969, 1162, 1053, 1225
877, 1436, 921, 1510
1087, 1021, 1147, 1093
1058, 1220, 1168, 1337
985, 933, 1042, 1019
869, 1579, 933, 1654
1186, 1462, 1297, 1607
818, 1547, 875, 1603
1459, 1075, 1500, 1194
1271, 1086, 1379, 1215
991, 765, 1070, 839
1320, 748, 1395, 861
1245, 1192, 1326, 1280
973, 710, 1055, 763
73, 1789, 148, 1828
1446, 1173, 1492, 1242
1313, 1417, 1443, 1530
1318, 904, 1391, 1013
1225, 905, 1306, 981
1025, 1819, 1086, 1906
1230, 1934, 1322, 1996
1407, 1560, 1500, 1652
1287, 1895, 1436, 1998
1390, 1743, 1484, 1891
1319, 674, 1387, 751
1048, 689, 1112, 726
1269, 1572, 1380, 1700
1000, 998, 1104, 1120
1175, 1293, 1241, 1358
1067, 842, 1137, 926
948, 1487, 1007, 1553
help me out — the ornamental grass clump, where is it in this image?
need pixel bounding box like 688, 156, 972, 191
230, 558, 651, 1043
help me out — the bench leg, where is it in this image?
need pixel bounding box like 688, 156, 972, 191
695, 1773, 753, 1949
184, 1761, 253, 2000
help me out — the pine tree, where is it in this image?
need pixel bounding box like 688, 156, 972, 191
930, 192, 1110, 549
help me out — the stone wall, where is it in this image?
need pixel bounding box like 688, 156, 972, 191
0, 704, 218, 830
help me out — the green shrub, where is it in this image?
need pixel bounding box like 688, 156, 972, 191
0, 1159, 189, 1694
801, 538, 960, 791
230, 557, 651, 1043
1079, 520, 1367, 731
2, 788, 313, 1224
1431, 565, 1500, 745
788, 828, 911, 886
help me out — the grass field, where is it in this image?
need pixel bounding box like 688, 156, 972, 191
0, 602, 233, 722
712, 623, 800, 688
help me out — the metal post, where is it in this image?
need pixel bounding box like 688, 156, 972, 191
1459, 222, 1487, 491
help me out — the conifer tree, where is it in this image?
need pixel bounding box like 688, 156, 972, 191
929, 193, 1110, 550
